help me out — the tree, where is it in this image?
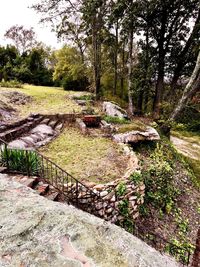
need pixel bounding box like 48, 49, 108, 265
53, 45, 88, 90
136, 0, 200, 117
81, 0, 107, 99
170, 48, 200, 121
0, 45, 19, 81
4, 25, 37, 53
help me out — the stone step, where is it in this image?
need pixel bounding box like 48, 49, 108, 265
21, 177, 39, 188
46, 191, 60, 201
40, 118, 51, 125
48, 120, 58, 129
35, 183, 50, 196
55, 122, 63, 131
0, 123, 35, 142
0, 115, 43, 134
0, 167, 7, 173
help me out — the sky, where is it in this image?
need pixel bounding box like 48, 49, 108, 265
0, 0, 63, 49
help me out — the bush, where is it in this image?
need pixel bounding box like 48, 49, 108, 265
62, 76, 89, 91
175, 105, 200, 132
103, 115, 130, 124
0, 148, 41, 175
0, 79, 23, 88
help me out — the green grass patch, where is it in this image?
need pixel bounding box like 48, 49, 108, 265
0, 85, 83, 116
39, 127, 128, 183
117, 121, 147, 133
103, 115, 130, 124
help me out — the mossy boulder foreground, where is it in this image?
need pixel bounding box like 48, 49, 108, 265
0, 174, 179, 267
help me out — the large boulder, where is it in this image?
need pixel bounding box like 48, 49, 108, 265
103, 101, 128, 119
0, 174, 178, 267
113, 127, 160, 143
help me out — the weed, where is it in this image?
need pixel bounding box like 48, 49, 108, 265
129, 172, 143, 185
116, 182, 127, 196
103, 115, 130, 124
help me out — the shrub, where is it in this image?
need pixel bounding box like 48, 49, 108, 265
103, 115, 130, 124
116, 182, 127, 196
0, 148, 41, 175
129, 172, 143, 185
62, 77, 89, 91
73, 94, 95, 101
0, 79, 23, 88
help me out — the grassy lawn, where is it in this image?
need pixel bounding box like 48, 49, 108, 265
39, 127, 129, 183
0, 84, 83, 116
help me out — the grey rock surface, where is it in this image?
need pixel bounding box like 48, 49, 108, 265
0, 174, 179, 267
113, 127, 160, 143
103, 102, 128, 119
30, 124, 54, 136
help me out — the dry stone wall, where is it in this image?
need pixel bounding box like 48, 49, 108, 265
61, 144, 145, 223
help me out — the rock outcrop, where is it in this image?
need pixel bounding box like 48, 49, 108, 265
0, 174, 179, 267
103, 101, 128, 119
113, 126, 160, 144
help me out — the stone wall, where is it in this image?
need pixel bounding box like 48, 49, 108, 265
61, 144, 144, 223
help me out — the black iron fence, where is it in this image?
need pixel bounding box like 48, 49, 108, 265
0, 138, 192, 266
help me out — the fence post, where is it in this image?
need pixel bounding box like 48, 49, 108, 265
26, 150, 30, 177
5, 143, 9, 170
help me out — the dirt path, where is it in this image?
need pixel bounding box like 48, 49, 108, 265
171, 135, 200, 160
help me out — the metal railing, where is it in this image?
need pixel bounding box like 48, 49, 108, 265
0, 137, 192, 266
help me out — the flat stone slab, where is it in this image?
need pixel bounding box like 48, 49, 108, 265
31, 124, 54, 136
113, 127, 160, 143
103, 101, 128, 119
8, 139, 28, 149
0, 174, 179, 267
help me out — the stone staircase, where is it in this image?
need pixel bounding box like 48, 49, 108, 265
2, 172, 61, 202
0, 114, 63, 149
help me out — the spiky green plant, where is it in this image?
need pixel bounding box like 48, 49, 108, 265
0, 148, 41, 175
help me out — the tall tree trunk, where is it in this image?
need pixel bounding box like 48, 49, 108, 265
143, 24, 150, 113
153, 55, 165, 118
153, 7, 167, 118
113, 19, 119, 95
92, 14, 102, 100
170, 49, 200, 121
120, 41, 125, 98
127, 27, 134, 115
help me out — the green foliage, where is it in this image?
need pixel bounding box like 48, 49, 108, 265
129, 172, 143, 185
165, 239, 194, 265
73, 94, 95, 101
116, 182, 127, 196
0, 79, 23, 88
142, 143, 179, 214
139, 204, 149, 217
103, 115, 129, 124
53, 46, 88, 91
175, 105, 200, 132
118, 199, 129, 216
0, 148, 41, 175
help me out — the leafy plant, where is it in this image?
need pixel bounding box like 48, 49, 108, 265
118, 199, 129, 216
165, 239, 194, 265
103, 115, 130, 125
0, 148, 41, 175
0, 79, 23, 88
116, 182, 127, 196
73, 94, 94, 101
129, 172, 143, 185
142, 143, 179, 214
